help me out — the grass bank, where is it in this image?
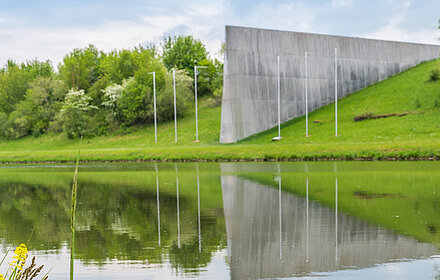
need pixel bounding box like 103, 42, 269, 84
1, 59, 440, 163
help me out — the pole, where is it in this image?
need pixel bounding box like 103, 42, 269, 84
335, 48, 338, 137
197, 165, 201, 252
305, 52, 308, 137
277, 55, 281, 139
153, 72, 157, 143
194, 65, 199, 142
278, 174, 282, 260
148, 72, 158, 143
156, 165, 160, 246
306, 177, 309, 262
335, 178, 338, 265
176, 165, 180, 248
173, 68, 177, 143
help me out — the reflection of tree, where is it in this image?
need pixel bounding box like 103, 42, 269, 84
169, 237, 212, 273
0, 182, 70, 251
0, 172, 226, 274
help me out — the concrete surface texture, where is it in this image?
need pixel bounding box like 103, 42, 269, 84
220, 26, 440, 143
221, 175, 437, 279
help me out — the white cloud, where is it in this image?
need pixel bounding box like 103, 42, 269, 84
0, 0, 438, 68
332, 0, 353, 7
362, 14, 439, 44
237, 2, 317, 33
0, 1, 229, 67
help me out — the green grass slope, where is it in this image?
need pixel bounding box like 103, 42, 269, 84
243, 58, 440, 144
1, 59, 440, 162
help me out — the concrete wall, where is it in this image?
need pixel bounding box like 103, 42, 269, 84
221, 175, 437, 279
220, 26, 440, 143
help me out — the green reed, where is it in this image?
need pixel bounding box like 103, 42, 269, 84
70, 137, 81, 280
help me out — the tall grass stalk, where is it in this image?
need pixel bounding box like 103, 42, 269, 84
70, 137, 82, 280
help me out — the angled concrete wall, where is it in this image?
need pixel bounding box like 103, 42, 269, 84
220, 26, 440, 143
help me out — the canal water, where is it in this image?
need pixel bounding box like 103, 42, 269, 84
0, 162, 439, 279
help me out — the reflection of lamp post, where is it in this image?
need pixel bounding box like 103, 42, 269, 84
176, 165, 181, 248
306, 177, 309, 263
148, 71, 157, 143
194, 63, 207, 142
197, 164, 201, 252
276, 162, 282, 260
278, 174, 282, 260
156, 165, 161, 246
335, 178, 338, 265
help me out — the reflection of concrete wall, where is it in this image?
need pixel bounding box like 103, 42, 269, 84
221, 176, 437, 280
220, 26, 440, 143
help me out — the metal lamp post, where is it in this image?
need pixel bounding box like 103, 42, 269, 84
334, 48, 338, 137
305, 52, 309, 137
194, 63, 207, 142
173, 68, 177, 143
272, 55, 282, 141
148, 71, 157, 143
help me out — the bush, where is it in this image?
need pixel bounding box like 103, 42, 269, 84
434, 94, 440, 109
415, 98, 421, 108
429, 69, 440, 82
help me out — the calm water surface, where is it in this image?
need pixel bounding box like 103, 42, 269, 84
0, 162, 439, 279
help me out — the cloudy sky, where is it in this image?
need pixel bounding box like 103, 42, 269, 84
0, 0, 439, 68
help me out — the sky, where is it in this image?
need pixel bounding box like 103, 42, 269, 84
0, 0, 439, 68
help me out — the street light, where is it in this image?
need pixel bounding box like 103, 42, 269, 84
272, 55, 282, 141
173, 68, 177, 143
148, 71, 157, 143
334, 48, 338, 137
194, 63, 207, 142
305, 52, 309, 137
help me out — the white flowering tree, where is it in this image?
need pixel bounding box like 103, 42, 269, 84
63, 88, 97, 111
101, 78, 133, 119
60, 88, 97, 138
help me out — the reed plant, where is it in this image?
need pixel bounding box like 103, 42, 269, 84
70, 137, 81, 280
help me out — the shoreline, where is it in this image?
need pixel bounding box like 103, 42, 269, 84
1, 156, 439, 165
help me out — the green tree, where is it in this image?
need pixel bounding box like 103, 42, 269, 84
58, 44, 100, 91
162, 36, 208, 76
0, 60, 53, 115
89, 45, 158, 107
162, 36, 223, 97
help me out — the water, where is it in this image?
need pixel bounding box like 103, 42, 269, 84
0, 162, 439, 279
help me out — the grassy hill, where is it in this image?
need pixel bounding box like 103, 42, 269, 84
1, 58, 440, 162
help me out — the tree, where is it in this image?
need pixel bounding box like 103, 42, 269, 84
162, 36, 208, 76
162, 36, 223, 97
56, 88, 98, 139
0, 60, 54, 115
58, 44, 100, 91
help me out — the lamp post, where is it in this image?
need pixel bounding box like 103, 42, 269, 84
173, 68, 177, 143
194, 63, 207, 142
305, 52, 309, 137
148, 71, 157, 143
334, 48, 338, 137
272, 55, 282, 141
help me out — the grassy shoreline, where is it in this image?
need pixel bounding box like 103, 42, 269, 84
1, 59, 440, 164
1, 142, 440, 164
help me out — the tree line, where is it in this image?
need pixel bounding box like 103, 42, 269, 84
0, 36, 223, 139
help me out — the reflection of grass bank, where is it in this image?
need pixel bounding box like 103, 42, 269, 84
236, 162, 440, 247
1, 59, 440, 162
